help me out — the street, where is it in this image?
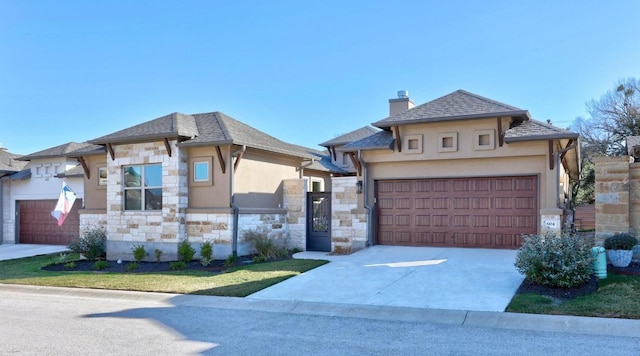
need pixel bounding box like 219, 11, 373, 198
0, 285, 639, 355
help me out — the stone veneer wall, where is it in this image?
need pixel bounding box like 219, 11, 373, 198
594, 156, 631, 244
1, 181, 11, 243
105, 140, 188, 261
282, 179, 306, 249
79, 213, 108, 233
331, 176, 368, 254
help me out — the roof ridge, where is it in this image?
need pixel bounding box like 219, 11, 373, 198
454, 89, 522, 111
212, 112, 232, 141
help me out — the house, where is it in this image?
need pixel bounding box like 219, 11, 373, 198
320, 126, 379, 174
1, 142, 95, 245
75, 111, 347, 260
0, 146, 29, 244
332, 89, 580, 251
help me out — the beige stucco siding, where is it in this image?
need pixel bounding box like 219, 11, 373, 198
186, 146, 231, 209
81, 155, 107, 211
233, 150, 301, 208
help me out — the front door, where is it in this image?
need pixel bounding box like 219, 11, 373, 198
307, 192, 331, 252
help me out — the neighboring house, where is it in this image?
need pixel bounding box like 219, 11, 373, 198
75, 111, 347, 260
0, 146, 29, 244
334, 89, 580, 251
1, 142, 90, 245
320, 126, 379, 174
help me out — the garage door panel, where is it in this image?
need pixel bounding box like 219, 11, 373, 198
19, 199, 82, 245
376, 176, 537, 249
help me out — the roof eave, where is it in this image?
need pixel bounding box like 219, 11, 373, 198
89, 133, 189, 145
505, 133, 579, 143
374, 110, 531, 128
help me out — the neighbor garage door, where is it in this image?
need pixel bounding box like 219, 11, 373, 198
18, 199, 82, 245
376, 176, 537, 249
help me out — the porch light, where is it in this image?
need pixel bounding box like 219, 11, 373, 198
356, 180, 363, 194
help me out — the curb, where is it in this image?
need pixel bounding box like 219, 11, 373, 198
2, 284, 640, 338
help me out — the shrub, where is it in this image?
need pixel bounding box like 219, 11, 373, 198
200, 240, 214, 266
131, 244, 149, 262
244, 230, 284, 260
177, 240, 196, 262
169, 261, 187, 270
604, 233, 638, 250
514, 233, 594, 288
68, 225, 107, 261
57, 253, 70, 264
93, 260, 109, 270
224, 254, 238, 267
154, 249, 163, 263
64, 261, 77, 269
127, 262, 139, 271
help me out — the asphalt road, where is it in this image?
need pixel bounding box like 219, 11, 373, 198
1, 285, 639, 355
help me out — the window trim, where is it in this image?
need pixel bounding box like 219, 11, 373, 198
189, 156, 213, 187
403, 134, 423, 154
474, 129, 495, 150
437, 132, 458, 152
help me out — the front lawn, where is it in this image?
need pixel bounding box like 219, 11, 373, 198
0, 254, 328, 297
507, 273, 640, 319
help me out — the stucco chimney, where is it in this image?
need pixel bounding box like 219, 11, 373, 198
389, 90, 415, 116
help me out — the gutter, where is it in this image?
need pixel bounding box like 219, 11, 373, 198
298, 159, 315, 178
555, 140, 579, 208
230, 145, 246, 257
357, 150, 374, 246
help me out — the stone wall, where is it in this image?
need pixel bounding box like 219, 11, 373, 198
282, 179, 306, 249
594, 156, 631, 244
331, 176, 368, 254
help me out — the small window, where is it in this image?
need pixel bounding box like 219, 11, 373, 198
123, 164, 162, 211
437, 132, 458, 152
341, 153, 350, 167
403, 134, 423, 154
312, 180, 322, 192
474, 129, 495, 150
98, 167, 108, 185
193, 161, 209, 182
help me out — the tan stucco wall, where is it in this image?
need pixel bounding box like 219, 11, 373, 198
233, 150, 301, 208
81, 154, 107, 211
186, 146, 231, 209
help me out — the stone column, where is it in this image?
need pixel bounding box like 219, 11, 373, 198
594, 156, 630, 243
282, 179, 306, 249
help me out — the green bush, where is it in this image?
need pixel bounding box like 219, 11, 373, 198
68, 225, 107, 261
200, 240, 214, 266
93, 260, 109, 270
154, 249, 163, 263
177, 240, 196, 262
224, 254, 238, 267
64, 261, 77, 269
515, 234, 595, 288
604, 233, 638, 250
131, 244, 149, 262
169, 261, 187, 270
127, 262, 139, 271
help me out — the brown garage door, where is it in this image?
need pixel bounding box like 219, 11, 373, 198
18, 199, 82, 245
376, 176, 537, 249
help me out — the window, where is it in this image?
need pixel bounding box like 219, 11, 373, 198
474, 129, 495, 150
189, 157, 213, 186
403, 134, 423, 154
193, 161, 209, 182
341, 153, 350, 167
98, 167, 108, 185
311, 179, 323, 192
123, 164, 162, 211
437, 132, 458, 152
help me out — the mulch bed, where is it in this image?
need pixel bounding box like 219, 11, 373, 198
515, 262, 640, 301
42, 256, 257, 274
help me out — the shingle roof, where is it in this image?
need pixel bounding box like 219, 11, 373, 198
3, 168, 30, 181
55, 164, 85, 178
373, 89, 530, 128
340, 130, 394, 151
17, 142, 102, 161
504, 119, 579, 142
0, 149, 28, 174
89, 112, 199, 145
320, 126, 379, 147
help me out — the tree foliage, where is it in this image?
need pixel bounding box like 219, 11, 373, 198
574, 78, 640, 205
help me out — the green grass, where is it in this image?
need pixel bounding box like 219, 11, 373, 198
507, 273, 640, 319
0, 254, 328, 297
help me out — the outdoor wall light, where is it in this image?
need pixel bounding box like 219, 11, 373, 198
356, 180, 363, 194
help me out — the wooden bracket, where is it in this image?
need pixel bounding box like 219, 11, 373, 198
233, 149, 244, 173
163, 138, 172, 157
548, 140, 555, 170
78, 157, 90, 178
106, 143, 115, 161
215, 146, 226, 174
348, 152, 362, 176
394, 126, 402, 152
497, 117, 504, 147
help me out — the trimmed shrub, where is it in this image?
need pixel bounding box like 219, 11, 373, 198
154, 249, 163, 263
177, 240, 196, 262
604, 233, 638, 250
514, 234, 594, 288
68, 225, 107, 261
200, 240, 214, 266
131, 244, 149, 262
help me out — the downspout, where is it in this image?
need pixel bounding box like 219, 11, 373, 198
555, 140, 579, 208
298, 159, 315, 179
358, 150, 374, 246
230, 145, 246, 257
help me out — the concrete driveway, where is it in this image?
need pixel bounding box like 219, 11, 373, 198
248, 245, 524, 312
0, 244, 69, 261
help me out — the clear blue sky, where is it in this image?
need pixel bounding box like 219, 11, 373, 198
1, 0, 638, 155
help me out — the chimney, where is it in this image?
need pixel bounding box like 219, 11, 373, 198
389, 90, 415, 116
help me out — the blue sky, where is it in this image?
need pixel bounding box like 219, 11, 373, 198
1, 1, 638, 155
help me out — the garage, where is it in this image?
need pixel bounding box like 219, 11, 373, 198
376, 176, 537, 249
18, 199, 82, 245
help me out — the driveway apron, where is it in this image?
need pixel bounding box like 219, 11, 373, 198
248, 245, 524, 312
